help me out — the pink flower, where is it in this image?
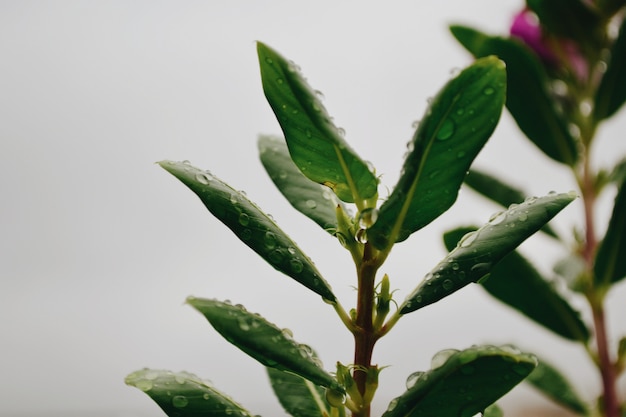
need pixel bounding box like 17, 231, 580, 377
510, 8, 588, 81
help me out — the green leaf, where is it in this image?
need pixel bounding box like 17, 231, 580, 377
381, 345, 537, 417
594, 176, 626, 288
125, 369, 255, 417
268, 367, 330, 417
188, 297, 342, 392
526, 0, 602, 48
464, 169, 559, 238
257, 41, 378, 205
525, 356, 589, 415
400, 192, 576, 314
450, 25, 578, 166
594, 16, 626, 121
258, 135, 344, 235
444, 227, 589, 342
159, 160, 336, 302
368, 56, 507, 249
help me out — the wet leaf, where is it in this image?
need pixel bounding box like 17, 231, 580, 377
125, 369, 254, 417
594, 176, 626, 288
525, 356, 589, 415
368, 56, 506, 249
382, 345, 537, 417
188, 298, 342, 392
258, 135, 344, 235
450, 25, 578, 166
159, 160, 335, 302
444, 227, 589, 342
464, 169, 558, 238
268, 367, 330, 417
400, 192, 575, 314
257, 42, 378, 205
594, 15, 626, 121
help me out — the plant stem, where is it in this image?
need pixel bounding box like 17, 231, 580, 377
579, 149, 621, 417
352, 242, 379, 417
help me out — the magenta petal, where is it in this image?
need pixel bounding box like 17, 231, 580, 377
510, 9, 556, 62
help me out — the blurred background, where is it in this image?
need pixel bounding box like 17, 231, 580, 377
1, 1, 625, 416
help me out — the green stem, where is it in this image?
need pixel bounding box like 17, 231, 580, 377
351, 243, 380, 417
579, 148, 620, 417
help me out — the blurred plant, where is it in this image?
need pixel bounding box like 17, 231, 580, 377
125, 41, 578, 417
450, 1, 626, 416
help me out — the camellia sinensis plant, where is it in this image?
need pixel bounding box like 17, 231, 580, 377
126, 41, 578, 417
448, 2, 626, 417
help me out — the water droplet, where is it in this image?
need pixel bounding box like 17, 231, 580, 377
269, 249, 283, 264
405, 371, 424, 389
356, 228, 368, 244
442, 279, 454, 291
488, 211, 507, 225
436, 119, 455, 141
451, 262, 460, 271
387, 398, 399, 412
337, 127, 346, 137
424, 272, 433, 281
229, 194, 238, 205
238, 213, 250, 226
175, 374, 186, 384
238, 317, 251, 331
182, 160, 191, 165
264, 57, 274, 65
456, 150, 466, 158
305, 199, 317, 209
276, 77, 284, 84
278, 170, 287, 180
411, 119, 421, 129
483, 86, 495, 95
289, 258, 303, 273
431, 349, 459, 368
459, 231, 478, 248
518, 212, 528, 222
203, 393, 210, 400
172, 395, 189, 408
325, 389, 346, 407
358, 208, 379, 228
195, 172, 211, 184
135, 379, 153, 392
524, 196, 537, 204
568, 190, 578, 198
287, 247, 296, 255
456, 108, 465, 116
264, 232, 277, 249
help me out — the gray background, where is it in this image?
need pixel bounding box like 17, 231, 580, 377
2, 1, 625, 416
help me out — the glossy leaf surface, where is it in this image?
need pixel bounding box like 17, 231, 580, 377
368, 56, 506, 249
594, 16, 626, 121
258, 135, 342, 235
188, 297, 342, 392
159, 160, 335, 302
525, 357, 589, 414
257, 42, 378, 204
382, 345, 536, 417
400, 192, 575, 314
464, 169, 558, 238
450, 25, 578, 166
268, 367, 329, 417
444, 227, 589, 342
594, 176, 626, 288
125, 369, 254, 417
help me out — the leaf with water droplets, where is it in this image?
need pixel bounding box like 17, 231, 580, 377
257, 42, 378, 205
524, 355, 589, 415
125, 369, 254, 417
399, 192, 575, 314
258, 135, 346, 236
268, 363, 330, 417
368, 56, 506, 250
188, 297, 342, 392
159, 160, 335, 302
382, 345, 536, 417
595, 14, 626, 121
444, 226, 589, 342
464, 169, 558, 239
450, 25, 578, 166
594, 175, 626, 288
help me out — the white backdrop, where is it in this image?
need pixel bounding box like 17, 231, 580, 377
1, 1, 625, 416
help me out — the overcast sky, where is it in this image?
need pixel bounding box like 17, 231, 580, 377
2, 1, 625, 416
